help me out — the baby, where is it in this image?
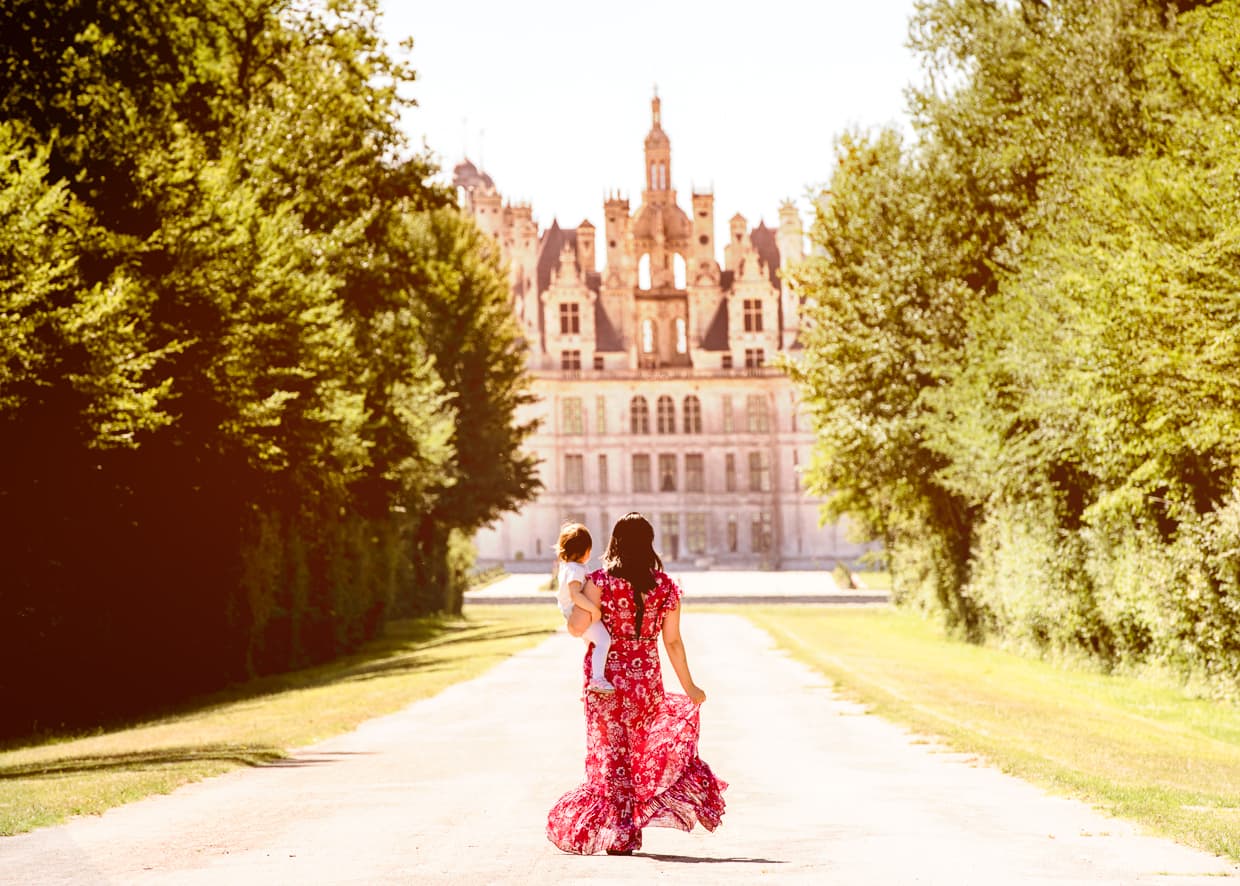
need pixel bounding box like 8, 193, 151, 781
555, 522, 615, 693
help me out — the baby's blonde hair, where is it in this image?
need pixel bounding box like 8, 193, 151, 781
556, 522, 591, 562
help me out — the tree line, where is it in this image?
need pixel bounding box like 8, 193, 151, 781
0, 0, 539, 739
791, 0, 1240, 694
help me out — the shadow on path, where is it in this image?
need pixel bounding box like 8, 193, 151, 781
0, 744, 288, 779
633, 852, 786, 865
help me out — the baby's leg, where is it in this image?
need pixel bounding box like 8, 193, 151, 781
584, 621, 613, 688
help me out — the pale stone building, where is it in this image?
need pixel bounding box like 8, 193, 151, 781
456, 95, 869, 569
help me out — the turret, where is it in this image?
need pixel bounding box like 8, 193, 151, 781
777, 200, 804, 348
472, 187, 503, 240
776, 200, 803, 270
643, 91, 672, 205
576, 219, 596, 274
725, 212, 748, 274
691, 191, 715, 266
603, 193, 631, 284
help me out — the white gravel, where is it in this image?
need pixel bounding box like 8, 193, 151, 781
1, 609, 1236, 885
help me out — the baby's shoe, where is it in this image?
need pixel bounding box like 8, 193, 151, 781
586, 678, 616, 694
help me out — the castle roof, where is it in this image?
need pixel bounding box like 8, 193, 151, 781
750, 222, 782, 292
631, 200, 692, 243
595, 301, 623, 352
701, 297, 730, 351
452, 158, 494, 192
537, 220, 577, 294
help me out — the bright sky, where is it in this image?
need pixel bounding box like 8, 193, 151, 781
380, 1, 924, 246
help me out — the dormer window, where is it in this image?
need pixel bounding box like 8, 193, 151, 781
743, 299, 763, 332
559, 302, 580, 335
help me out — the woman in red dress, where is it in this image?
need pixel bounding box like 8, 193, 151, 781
546, 512, 727, 855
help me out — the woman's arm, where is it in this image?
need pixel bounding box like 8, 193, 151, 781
566, 578, 602, 637
661, 602, 706, 704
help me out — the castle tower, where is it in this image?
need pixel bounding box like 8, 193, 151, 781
691, 191, 716, 272
725, 212, 748, 274
472, 187, 503, 241
687, 190, 721, 352
576, 219, 596, 274
776, 200, 804, 349
603, 194, 631, 287
508, 202, 540, 341
643, 92, 672, 205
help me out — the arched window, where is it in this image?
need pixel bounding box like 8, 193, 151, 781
638, 253, 651, 290
683, 395, 702, 433
673, 253, 686, 289
641, 318, 656, 353
675, 317, 688, 354
630, 396, 650, 434
657, 395, 675, 434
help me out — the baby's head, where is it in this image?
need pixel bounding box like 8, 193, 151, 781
556, 522, 592, 565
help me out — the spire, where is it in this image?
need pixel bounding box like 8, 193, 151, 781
644, 91, 671, 195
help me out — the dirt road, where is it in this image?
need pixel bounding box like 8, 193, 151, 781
2, 612, 1236, 884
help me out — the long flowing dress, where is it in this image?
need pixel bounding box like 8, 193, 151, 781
546, 568, 727, 855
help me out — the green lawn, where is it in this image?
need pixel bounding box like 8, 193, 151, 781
739, 605, 1240, 861
0, 604, 557, 836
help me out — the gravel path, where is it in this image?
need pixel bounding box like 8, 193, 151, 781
2, 612, 1236, 885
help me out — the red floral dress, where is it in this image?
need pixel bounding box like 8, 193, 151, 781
546, 569, 727, 854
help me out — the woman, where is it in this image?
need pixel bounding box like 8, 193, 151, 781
546, 512, 727, 855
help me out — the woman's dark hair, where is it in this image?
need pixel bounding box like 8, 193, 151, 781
603, 512, 663, 633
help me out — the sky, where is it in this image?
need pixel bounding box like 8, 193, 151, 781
379, 1, 925, 249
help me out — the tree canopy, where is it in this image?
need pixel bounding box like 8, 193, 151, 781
792, 0, 1240, 693
0, 0, 539, 737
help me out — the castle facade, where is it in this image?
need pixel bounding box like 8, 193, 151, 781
455, 95, 869, 568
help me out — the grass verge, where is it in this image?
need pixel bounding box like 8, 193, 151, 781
0, 603, 556, 836
738, 605, 1240, 861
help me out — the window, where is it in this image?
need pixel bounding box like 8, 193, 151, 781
598, 454, 609, 494
596, 396, 607, 434
725, 453, 736, 492
675, 317, 687, 353
685, 454, 704, 492
564, 454, 584, 493
639, 254, 652, 290
561, 349, 581, 370
641, 318, 655, 352
722, 395, 734, 433
686, 513, 707, 555
744, 348, 765, 368
683, 395, 702, 433
727, 514, 738, 553
559, 302, 580, 334
562, 397, 583, 434
749, 451, 771, 492
721, 353, 733, 369
600, 511, 610, 547
630, 396, 650, 434
661, 512, 680, 561
656, 395, 675, 434
752, 512, 773, 554
659, 453, 677, 491
743, 298, 763, 332
632, 454, 651, 492
593, 354, 605, 370
747, 394, 770, 433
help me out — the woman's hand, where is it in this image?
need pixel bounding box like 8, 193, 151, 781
687, 684, 706, 705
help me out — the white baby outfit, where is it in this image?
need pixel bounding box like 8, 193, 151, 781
556, 560, 613, 690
